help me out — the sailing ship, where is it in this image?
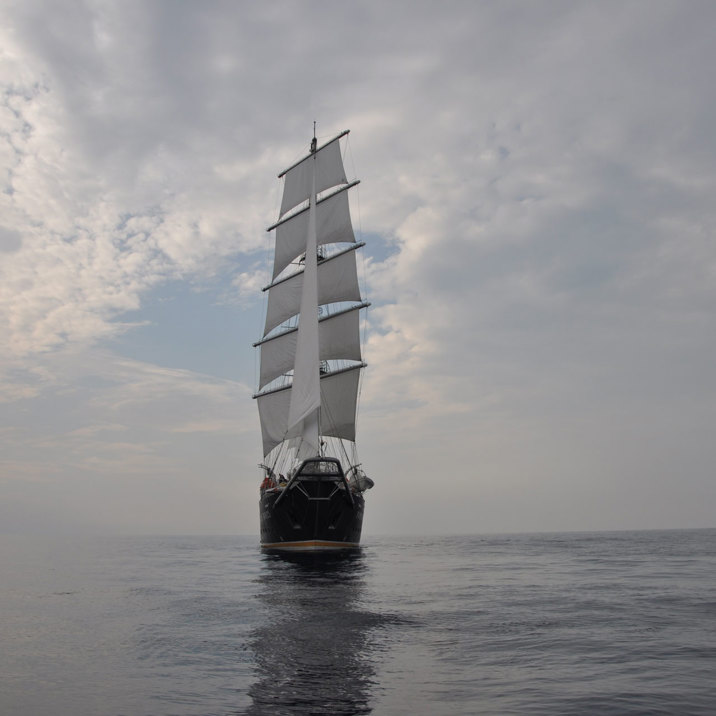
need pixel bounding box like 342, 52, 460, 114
253, 129, 373, 551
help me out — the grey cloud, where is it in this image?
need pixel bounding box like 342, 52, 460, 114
2, 0, 716, 534
0, 227, 22, 252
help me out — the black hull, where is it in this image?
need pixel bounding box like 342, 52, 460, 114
259, 459, 365, 551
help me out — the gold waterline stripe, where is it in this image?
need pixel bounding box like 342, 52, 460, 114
261, 540, 359, 550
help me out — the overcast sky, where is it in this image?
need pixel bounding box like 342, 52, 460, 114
1, 1, 715, 536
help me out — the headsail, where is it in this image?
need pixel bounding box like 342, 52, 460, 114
286, 169, 320, 457
254, 130, 367, 460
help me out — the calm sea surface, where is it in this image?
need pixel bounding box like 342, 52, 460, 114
1, 530, 715, 715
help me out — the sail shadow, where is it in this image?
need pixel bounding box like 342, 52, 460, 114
243, 550, 376, 715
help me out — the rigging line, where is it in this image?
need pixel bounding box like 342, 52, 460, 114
279, 445, 292, 474
347, 148, 370, 370
278, 137, 313, 180
359, 264, 369, 366
354, 186, 368, 420
271, 439, 287, 474
254, 333, 258, 395
272, 159, 283, 220
265, 163, 283, 287
336, 434, 352, 468
355, 183, 367, 304
318, 386, 337, 442
255, 173, 283, 391
343, 133, 351, 180
347, 136, 363, 236
356, 368, 364, 437
272, 429, 292, 473
269, 440, 283, 474
354, 246, 369, 435
324, 434, 351, 469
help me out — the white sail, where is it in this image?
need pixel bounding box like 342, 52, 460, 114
294, 410, 319, 461
257, 385, 291, 456
256, 366, 362, 456
258, 305, 363, 390
263, 245, 362, 336
272, 188, 356, 280
319, 367, 361, 441
255, 130, 366, 460
279, 135, 347, 217
286, 169, 320, 456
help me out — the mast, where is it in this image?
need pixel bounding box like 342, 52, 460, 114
254, 129, 366, 463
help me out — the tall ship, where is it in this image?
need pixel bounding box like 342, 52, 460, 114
253, 128, 373, 551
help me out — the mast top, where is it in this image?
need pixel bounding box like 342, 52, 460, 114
278, 129, 349, 178
310, 121, 317, 154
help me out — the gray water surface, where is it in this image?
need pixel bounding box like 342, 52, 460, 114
2, 530, 715, 715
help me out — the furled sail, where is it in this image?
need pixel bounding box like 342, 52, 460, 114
255, 130, 366, 458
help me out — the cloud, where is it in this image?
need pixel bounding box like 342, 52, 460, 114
1, 1, 716, 533
0, 6, 277, 359
359, 3, 716, 431
0, 347, 256, 532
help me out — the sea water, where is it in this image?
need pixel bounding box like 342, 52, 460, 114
1, 530, 715, 715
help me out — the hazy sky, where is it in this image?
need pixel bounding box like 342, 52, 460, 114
2, 1, 715, 536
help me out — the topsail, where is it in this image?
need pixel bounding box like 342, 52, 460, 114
278, 132, 348, 217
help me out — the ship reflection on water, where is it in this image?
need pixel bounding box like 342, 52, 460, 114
245, 550, 377, 715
